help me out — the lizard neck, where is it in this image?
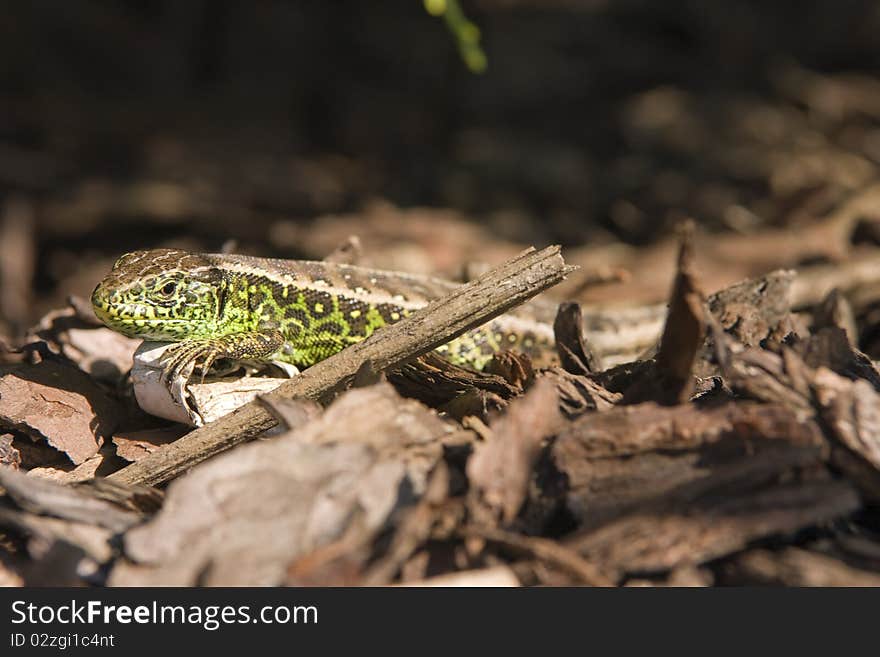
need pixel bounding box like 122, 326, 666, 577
218, 272, 265, 334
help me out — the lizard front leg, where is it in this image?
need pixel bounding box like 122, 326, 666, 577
159, 328, 286, 384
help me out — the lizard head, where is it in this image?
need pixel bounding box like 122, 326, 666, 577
91, 249, 226, 341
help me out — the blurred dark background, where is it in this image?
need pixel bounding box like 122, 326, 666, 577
2, 0, 880, 334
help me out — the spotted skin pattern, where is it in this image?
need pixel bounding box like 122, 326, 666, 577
91, 249, 556, 381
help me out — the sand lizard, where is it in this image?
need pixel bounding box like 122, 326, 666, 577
91, 249, 557, 382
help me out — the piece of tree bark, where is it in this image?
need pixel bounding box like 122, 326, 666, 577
722, 547, 880, 586
795, 327, 880, 389
467, 378, 562, 526
612, 223, 709, 405
566, 480, 858, 581
551, 401, 826, 528
0, 433, 20, 468
716, 331, 880, 501
0, 466, 140, 533
653, 223, 706, 403
112, 384, 454, 586
0, 360, 120, 465
395, 565, 521, 587
461, 526, 613, 586
359, 460, 459, 586
539, 368, 621, 418
0, 507, 115, 565
791, 250, 880, 310
554, 302, 599, 374
388, 352, 521, 416
813, 289, 858, 344
708, 269, 795, 347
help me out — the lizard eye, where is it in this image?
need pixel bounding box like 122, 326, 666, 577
159, 282, 178, 296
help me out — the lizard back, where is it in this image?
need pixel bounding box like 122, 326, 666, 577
209, 253, 557, 369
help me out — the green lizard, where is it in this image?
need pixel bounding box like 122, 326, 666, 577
91, 249, 557, 382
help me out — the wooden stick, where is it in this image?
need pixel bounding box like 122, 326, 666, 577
107, 246, 575, 487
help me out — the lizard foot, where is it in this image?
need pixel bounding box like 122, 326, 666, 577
159, 339, 224, 385
158, 329, 287, 386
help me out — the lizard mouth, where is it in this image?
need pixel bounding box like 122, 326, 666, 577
92, 303, 195, 339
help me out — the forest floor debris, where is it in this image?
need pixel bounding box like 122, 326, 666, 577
4, 224, 880, 586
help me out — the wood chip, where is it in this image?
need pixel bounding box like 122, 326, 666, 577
709, 269, 795, 346
553, 302, 599, 374
652, 223, 707, 403
0, 433, 21, 468
567, 480, 858, 579
467, 378, 562, 525
552, 401, 826, 527
112, 383, 455, 586
27, 305, 141, 384
723, 547, 880, 586
0, 466, 140, 533
0, 508, 115, 565
0, 361, 120, 464
395, 565, 521, 587
112, 427, 188, 463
